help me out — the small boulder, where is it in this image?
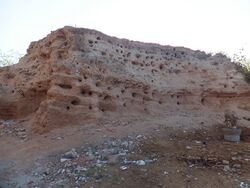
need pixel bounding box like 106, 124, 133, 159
223, 165, 230, 172
233, 164, 241, 169
222, 160, 229, 165
136, 160, 146, 166
120, 166, 128, 170
63, 148, 79, 159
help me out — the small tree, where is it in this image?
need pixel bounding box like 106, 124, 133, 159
233, 48, 250, 83
224, 110, 238, 128
0, 50, 22, 67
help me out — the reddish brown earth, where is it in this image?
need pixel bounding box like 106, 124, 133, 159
1, 26, 250, 187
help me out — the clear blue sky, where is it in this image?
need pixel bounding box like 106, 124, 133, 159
0, 0, 250, 58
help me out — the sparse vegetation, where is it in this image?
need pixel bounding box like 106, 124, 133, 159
224, 110, 238, 128
233, 48, 250, 83
0, 50, 22, 67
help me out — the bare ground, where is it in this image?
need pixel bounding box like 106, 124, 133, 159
1, 116, 250, 188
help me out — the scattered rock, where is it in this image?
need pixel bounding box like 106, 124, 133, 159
222, 160, 229, 165
232, 156, 241, 161
135, 160, 146, 166
120, 166, 128, 170
163, 171, 168, 175
223, 165, 230, 172
186, 146, 192, 150
75, 165, 87, 173
233, 164, 241, 169
60, 158, 69, 162
63, 148, 79, 159
231, 152, 238, 155
136, 135, 143, 139
2, 120, 14, 127
194, 140, 202, 144
23, 134, 155, 186
239, 182, 249, 188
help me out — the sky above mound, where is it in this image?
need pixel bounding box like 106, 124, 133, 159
0, 0, 250, 58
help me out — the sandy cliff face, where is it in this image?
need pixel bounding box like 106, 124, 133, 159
0, 26, 249, 133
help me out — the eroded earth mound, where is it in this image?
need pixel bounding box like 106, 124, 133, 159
0, 26, 250, 133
